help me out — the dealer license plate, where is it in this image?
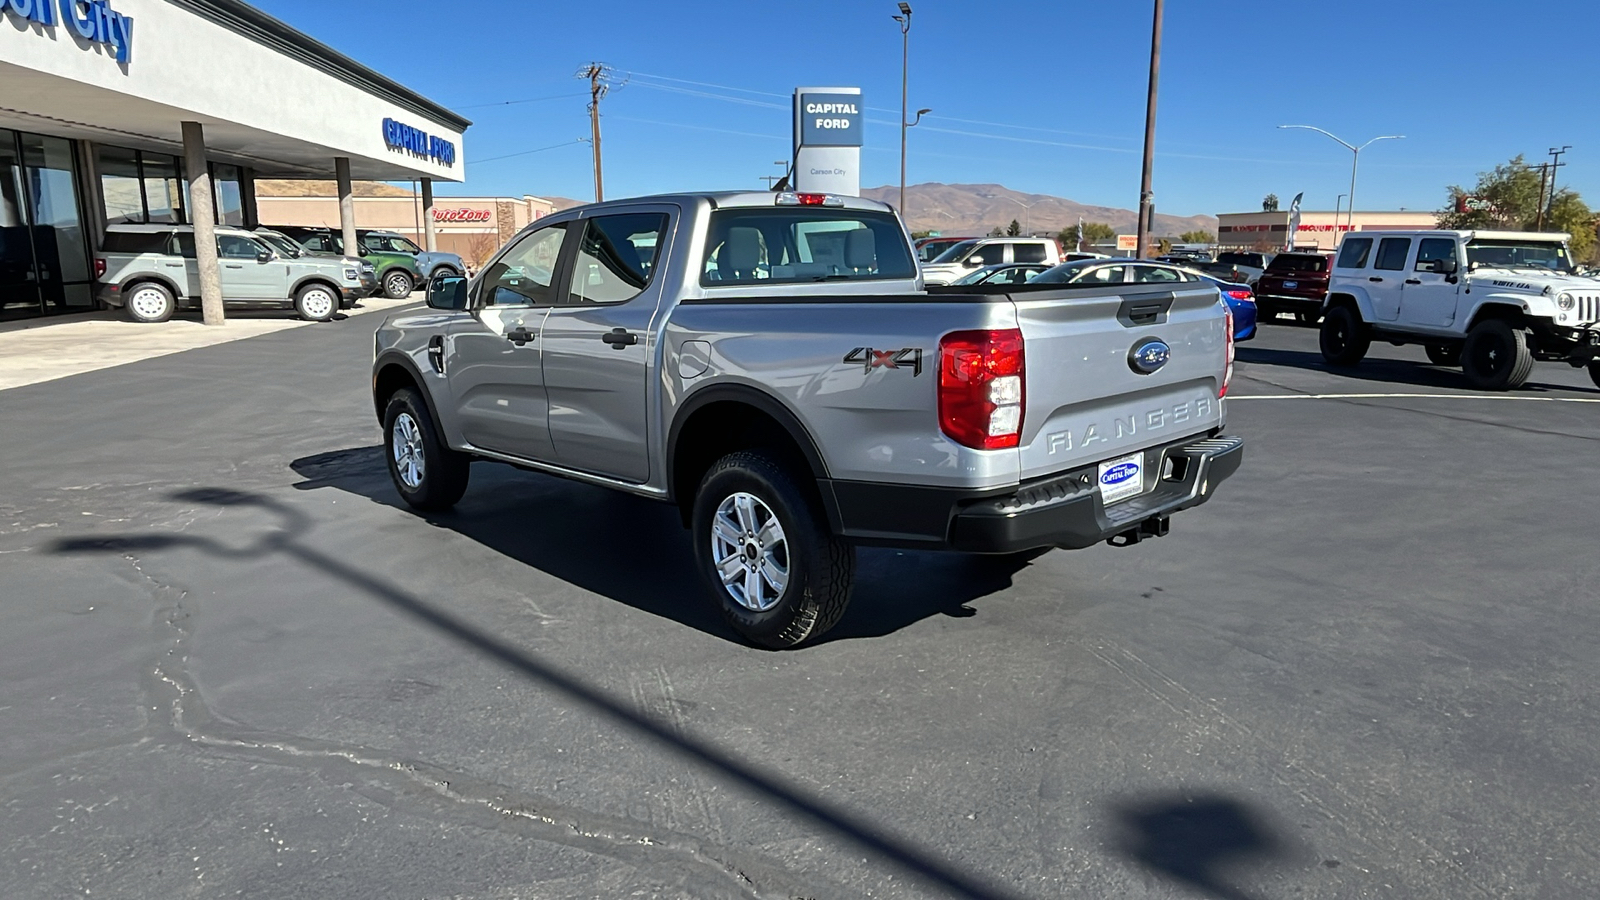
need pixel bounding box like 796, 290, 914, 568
1284, 280, 1298, 289
1098, 453, 1145, 506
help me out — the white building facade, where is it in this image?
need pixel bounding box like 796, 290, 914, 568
1217, 210, 1440, 252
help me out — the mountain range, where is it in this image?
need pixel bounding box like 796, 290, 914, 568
861, 183, 1216, 239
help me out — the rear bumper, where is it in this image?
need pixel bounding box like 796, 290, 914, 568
823, 433, 1244, 553
1256, 290, 1327, 308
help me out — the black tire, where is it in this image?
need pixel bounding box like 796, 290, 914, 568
293, 283, 339, 322
1461, 319, 1534, 391
1589, 362, 1600, 391
1319, 305, 1370, 367
691, 451, 855, 649
432, 266, 461, 280
124, 281, 176, 323
382, 270, 414, 300
383, 388, 469, 511
1424, 343, 1462, 367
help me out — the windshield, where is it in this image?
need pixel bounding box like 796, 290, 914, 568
256, 232, 303, 258
365, 234, 423, 254
1465, 239, 1575, 274
1031, 259, 1123, 284
700, 208, 916, 286
928, 240, 979, 265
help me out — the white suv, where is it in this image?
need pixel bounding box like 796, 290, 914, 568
920, 237, 1062, 285
1320, 229, 1600, 390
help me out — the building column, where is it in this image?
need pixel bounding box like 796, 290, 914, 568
335, 157, 358, 261
182, 122, 225, 326
239, 167, 259, 229
78, 140, 107, 254
421, 178, 438, 252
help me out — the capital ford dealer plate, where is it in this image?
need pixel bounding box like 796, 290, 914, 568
1098, 453, 1145, 506
1284, 281, 1298, 289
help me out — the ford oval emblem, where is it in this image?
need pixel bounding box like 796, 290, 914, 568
1101, 462, 1140, 486
1129, 338, 1171, 375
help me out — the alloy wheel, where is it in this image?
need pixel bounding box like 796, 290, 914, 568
710, 492, 789, 612
392, 412, 426, 489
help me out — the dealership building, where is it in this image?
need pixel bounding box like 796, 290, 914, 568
0, 0, 468, 323
1216, 210, 1439, 252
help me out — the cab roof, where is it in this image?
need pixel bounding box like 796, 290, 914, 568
552, 191, 897, 214
1351, 229, 1572, 242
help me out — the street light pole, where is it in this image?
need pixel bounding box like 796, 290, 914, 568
1136, 0, 1164, 259
1334, 193, 1347, 241
893, 2, 913, 214
1278, 125, 1404, 232
1004, 196, 1035, 235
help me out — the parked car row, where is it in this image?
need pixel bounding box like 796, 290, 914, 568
93, 223, 467, 323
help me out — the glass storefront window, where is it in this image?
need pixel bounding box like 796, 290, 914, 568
1, 129, 38, 321
3, 129, 93, 319
141, 153, 183, 224
213, 163, 243, 226
98, 145, 144, 224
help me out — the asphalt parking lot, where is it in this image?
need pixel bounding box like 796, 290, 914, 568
2, 310, 1597, 900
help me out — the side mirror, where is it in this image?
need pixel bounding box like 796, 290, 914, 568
256, 250, 273, 264
427, 274, 468, 311
962, 256, 983, 267
1429, 258, 1459, 275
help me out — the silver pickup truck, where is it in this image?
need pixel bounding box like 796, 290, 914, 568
371, 191, 1243, 647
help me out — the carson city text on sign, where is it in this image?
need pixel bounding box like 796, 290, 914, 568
2, 0, 134, 64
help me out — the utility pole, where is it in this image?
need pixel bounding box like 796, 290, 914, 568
893, 2, 913, 214
760, 160, 789, 190
1135, 0, 1164, 259
1534, 162, 1552, 230
578, 63, 613, 202
1542, 145, 1570, 230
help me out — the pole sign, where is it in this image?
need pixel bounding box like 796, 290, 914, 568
792, 87, 862, 196
383, 118, 456, 167
1116, 234, 1139, 252
2, 0, 134, 64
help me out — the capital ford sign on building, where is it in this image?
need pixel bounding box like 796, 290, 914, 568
1, 0, 134, 63
383, 117, 456, 167
792, 87, 863, 197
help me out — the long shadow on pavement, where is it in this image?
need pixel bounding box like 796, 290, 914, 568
1108, 791, 1296, 900
288, 446, 1036, 646
50, 486, 1032, 900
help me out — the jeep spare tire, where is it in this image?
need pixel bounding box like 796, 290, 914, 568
691, 451, 854, 649
1461, 319, 1534, 391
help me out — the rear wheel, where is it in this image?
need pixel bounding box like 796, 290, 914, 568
382, 270, 414, 299
1424, 343, 1462, 367
691, 451, 854, 649
1587, 361, 1600, 391
293, 283, 338, 322
1319, 305, 1370, 367
124, 282, 176, 323
383, 388, 470, 511
1461, 319, 1534, 391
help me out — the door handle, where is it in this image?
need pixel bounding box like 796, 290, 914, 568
1405, 278, 1422, 285
224, 263, 243, 269
427, 335, 445, 373
601, 327, 638, 349
1369, 276, 1384, 282
504, 326, 537, 346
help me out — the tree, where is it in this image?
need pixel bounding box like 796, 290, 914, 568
1006, 219, 1022, 237
1262, 194, 1279, 212
910, 230, 933, 239
988, 225, 1005, 237
1157, 238, 1173, 255
1179, 229, 1216, 244
1437, 155, 1597, 261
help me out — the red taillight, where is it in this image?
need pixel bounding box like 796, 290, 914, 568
796, 193, 826, 206
94, 258, 107, 278
1226, 289, 1253, 301
1221, 308, 1236, 398
939, 328, 1025, 450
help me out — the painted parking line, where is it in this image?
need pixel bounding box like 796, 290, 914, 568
1231, 392, 1600, 403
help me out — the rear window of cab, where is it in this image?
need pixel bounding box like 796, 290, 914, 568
1267, 254, 1328, 274
701, 208, 916, 286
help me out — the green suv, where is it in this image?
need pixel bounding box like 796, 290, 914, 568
277, 226, 423, 299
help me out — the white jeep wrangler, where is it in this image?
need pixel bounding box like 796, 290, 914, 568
1319, 230, 1600, 390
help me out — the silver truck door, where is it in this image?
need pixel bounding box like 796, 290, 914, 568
539, 208, 674, 484
445, 222, 570, 460
1396, 237, 1461, 328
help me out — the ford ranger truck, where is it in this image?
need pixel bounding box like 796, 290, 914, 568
371, 191, 1243, 648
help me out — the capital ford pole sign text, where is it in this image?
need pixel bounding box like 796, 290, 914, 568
1, 0, 133, 64
792, 87, 862, 196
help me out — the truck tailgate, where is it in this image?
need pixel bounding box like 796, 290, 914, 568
1009, 282, 1227, 480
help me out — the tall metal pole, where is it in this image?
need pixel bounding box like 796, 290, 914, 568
1136, 0, 1164, 259
1544, 145, 1570, 230
1345, 151, 1360, 234
1334, 194, 1346, 241
583, 63, 608, 203
896, 4, 912, 214
1278, 126, 1403, 235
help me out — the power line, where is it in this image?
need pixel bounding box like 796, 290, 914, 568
576, 63, 625, 202
473, 139, 588, 165
454, 92, 589, 111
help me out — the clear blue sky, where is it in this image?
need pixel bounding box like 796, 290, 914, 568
254, 0, 1598, 218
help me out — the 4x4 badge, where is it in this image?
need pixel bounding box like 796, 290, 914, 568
844, 347, 923, 376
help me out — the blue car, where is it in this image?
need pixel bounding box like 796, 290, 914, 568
1029, 258, 1257, 341
1189, 272, 1258, 342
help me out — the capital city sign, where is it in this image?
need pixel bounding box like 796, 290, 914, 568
383, 118, 456, 167
1, 0, 134, 64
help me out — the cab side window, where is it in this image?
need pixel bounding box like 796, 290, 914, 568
218, 235, 262, 259
969, 244, 1006, 266
478, 223, 568, 307
1131, 265, 1181, 283
1374, 238, 1411, 271
565, 213, 669, 305
1013, 243, 1047, 264
1336, 237, 1373, 269
1415, 238, 1457, 271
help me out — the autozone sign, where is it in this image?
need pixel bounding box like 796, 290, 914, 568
431, 208, 491, 223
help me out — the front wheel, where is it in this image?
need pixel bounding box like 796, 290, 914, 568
382, 270, 415, 299
691, 451, 854, 649
383, 388, 470, 511
1425, 343, 1462, 367
294, 283, 338, 322
1319, 305, 1370, 367
1461, 319, 1533, 391
1587, 361, 1600, 391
